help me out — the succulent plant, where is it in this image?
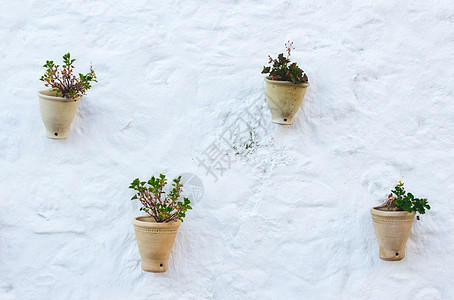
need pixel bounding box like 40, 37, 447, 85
262, 41, 308, 84
40, 53, 97, 99
129, 174, 192, 222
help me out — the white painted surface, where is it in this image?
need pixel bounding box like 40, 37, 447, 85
1, 0, 453, 299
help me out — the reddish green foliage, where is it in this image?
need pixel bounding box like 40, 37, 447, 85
40, 53, 97, 99
129, 174, 192, 223
380, 181, 431, 214
262, 41, 308, 84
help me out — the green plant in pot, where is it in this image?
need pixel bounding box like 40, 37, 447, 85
129, 174, 192, 273
38, 53, 97, 139
262, 41, 309, 125
370, 181, 430, 261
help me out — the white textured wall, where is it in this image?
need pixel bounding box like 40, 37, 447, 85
1, 0, 454, 299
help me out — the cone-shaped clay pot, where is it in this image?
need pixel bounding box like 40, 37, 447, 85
370, 207, 415, 261
132, 216, 181, 273
38, 90, 80, 139
264, 76, 309, 125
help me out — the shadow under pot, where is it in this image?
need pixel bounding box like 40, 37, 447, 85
264, 76, 309, 125
370, 207, 415, 261
38, 90, 80, 139
132, 216, 181, 273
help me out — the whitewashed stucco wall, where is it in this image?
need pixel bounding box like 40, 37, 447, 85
1, 0, 454, 299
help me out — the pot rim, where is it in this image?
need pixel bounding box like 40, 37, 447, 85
38, 89, 81, 102
264, 76, 309, 87
370, 207, 416, 217
132, 215, 181, 228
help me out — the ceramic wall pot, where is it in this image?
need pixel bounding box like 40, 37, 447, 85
38, 90, 80, 139
264, 76, 309, 125
132, 216, 181, 273
370, 207, 415, 261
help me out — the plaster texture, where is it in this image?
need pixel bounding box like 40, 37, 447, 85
1, 0, 453, 299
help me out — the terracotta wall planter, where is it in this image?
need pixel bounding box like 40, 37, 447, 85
132, 216, 181, 273
370, 207, 415, 261
264, 76, 309, 125
38, 90, 80, 139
